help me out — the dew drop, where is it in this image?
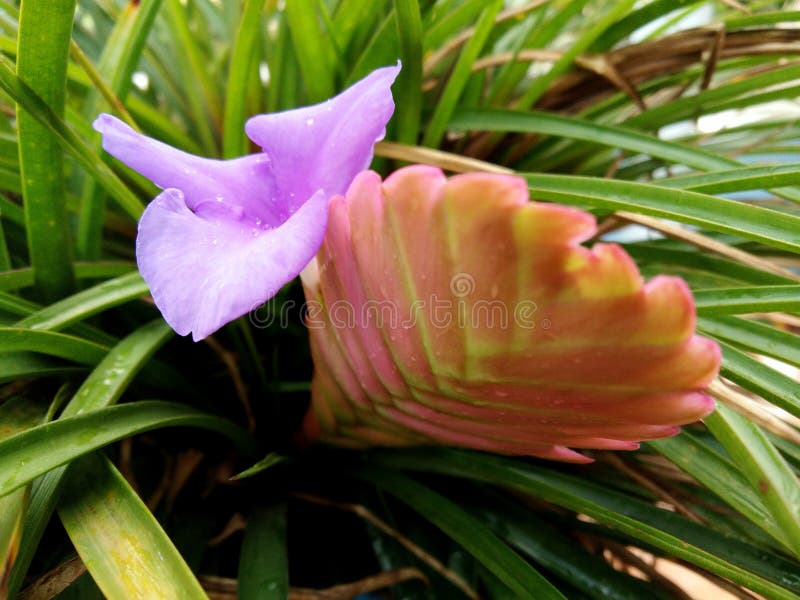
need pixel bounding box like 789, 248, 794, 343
211, 239, 219, 246
306, 117, 315, 126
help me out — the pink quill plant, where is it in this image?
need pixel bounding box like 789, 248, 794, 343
300, 165, 721, 462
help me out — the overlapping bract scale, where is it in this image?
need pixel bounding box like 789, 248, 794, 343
300, 165, 720, 462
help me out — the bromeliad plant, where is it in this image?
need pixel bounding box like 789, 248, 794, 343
2, 1, 800, 599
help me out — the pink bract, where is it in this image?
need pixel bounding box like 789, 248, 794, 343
300, 165, 720, 462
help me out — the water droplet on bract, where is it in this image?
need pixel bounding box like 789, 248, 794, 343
211, 239, 219, 246
306, 118, 315, 126
215, 195, 224, 202
255, 218, 262, 226
184, 167, 197, 175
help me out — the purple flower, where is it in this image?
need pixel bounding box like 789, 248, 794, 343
94, 64, 400, 341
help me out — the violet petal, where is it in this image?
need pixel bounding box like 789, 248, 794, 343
137, 188, 328, 341
244, 63, 400, 207
93, 115, 284, 226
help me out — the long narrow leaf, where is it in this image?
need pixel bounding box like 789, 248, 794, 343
15, 271, 148, 332
523, 174, 800, 254
58, 453, 207, 600
222, 0, 264, 158
238, 504, 289, 600
358, 467, 565, 600
15, 0, 76, 300
705, 405, 800, 557
372, 449, 800, 599
0, 400, 253, 498
422, 0, 502, 148
0, 55, 144, 220
5, 319, 174, 596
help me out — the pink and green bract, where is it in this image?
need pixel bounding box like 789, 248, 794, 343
300, 165, 721, 462
94, 64, 400, 341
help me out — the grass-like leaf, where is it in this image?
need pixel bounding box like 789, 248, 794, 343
222, 0, 264, 158
649, 432, 788, 548
238, 503, 289, 600
58, 453, 207, 600
705, 405, 800, 557
0, 400, 253, 498
523, 175, 800, 254
358, 466, 566, 600
15, 271, 148, 332
372, 449, 800, 599
15, 0, 76, 300
694, 286, 800, 316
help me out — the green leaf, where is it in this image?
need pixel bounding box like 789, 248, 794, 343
522, 174, 800, 254
163, 0, 220, 155
465, 492, 659, 600
372, 449, 800, 599
0, 395, 47, 595
231, 452, 286, 481
222, 0, 264, 158
58, 453, 207, 600
5, 467, 64, 599
515, 0, 636, 109
698, 317, 800, 369
62, 319, 172, 417
238, 503, 289, 600
4, 319, 174, 596
0, 400, 253, 498
657, 163, 800, 194
694, 286, 800, 316
625, 244, 794, 286
626, 63, 800, 131
649, 432, 787, 547
0, 353, 85, 384
77, 0, 163, 259
15, 0, 76, 300
358, 467, 566, 600
15, 271, 149, 332
705, 405, 800, 557
726, 11, 800, 28
451, 108, 740, 171
0, 55, 144, 220
285, 0, 335, 102
393, 0, 422, 146
0, 327, 107, 365
715, 340, 800, 425
422, 0, 502, 148
346, 10, 398, 85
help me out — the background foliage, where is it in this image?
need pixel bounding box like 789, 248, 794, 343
2, 0, 800, 598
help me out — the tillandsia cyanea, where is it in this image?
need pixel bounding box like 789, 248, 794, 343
299, 166, 721, 461
95, 64, 400, 341
97, 65, 720, 460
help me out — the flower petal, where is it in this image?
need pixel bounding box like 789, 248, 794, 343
301, 166, 721, 460
93, 114, 286, 225
244, 63, 400, 207
138, 188, 328, 341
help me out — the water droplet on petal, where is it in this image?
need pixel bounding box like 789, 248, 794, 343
211, 239, 219, 246
306, 118, 315, 126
